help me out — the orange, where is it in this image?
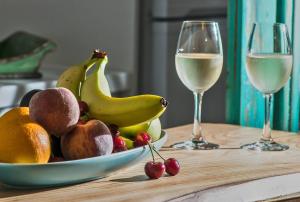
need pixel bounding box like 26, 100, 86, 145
0, 107, 51, 163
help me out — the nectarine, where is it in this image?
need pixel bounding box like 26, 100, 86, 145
29, 87, 80, 136
61, 120, 113, 160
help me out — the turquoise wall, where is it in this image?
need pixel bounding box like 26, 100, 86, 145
226, 0, 299, 132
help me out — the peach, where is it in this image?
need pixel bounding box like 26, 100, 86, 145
29, 87, 80, 136
61, 120, 113, 160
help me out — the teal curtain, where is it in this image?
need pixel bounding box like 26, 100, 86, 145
226, 0, 300, 132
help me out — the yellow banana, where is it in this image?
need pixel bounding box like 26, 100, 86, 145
56, 50, 111, 99
81, 52, 168, 127
56, 59, 95, 99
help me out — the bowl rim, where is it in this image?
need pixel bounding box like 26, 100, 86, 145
0, 130, 167, 167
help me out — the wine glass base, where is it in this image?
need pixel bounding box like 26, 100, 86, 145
241, 139, 289, 151
171, 140, 219, 150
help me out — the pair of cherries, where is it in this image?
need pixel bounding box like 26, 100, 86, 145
145, 157, 180, 179
140, 133, 180, 179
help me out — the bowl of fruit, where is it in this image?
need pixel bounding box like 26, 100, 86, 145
0, 50, 172, 188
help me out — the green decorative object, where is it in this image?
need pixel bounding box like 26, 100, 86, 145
0, 31, 56, 77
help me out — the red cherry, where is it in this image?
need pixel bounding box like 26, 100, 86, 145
78, 101, 89, 116
113, 136, 127, 152
134, 132, 151, 147
144, 161, 165, 179
164, 158, 180, 176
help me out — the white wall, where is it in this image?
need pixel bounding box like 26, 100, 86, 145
0, 0, 137, 88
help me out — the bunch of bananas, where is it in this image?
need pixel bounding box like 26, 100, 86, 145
56, 50, 167, 127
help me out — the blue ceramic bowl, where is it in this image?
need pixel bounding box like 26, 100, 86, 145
0, 131, 167, 188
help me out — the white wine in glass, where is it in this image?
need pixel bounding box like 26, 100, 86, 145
246, 53, 292, 94
172, 21, 223, 150
241, 23, 293, 151
175, 53, 223, 92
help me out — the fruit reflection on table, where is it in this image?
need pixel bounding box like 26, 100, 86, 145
0, 50, 179, 179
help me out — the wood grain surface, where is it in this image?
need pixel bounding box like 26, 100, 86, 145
1, 123, 300, 202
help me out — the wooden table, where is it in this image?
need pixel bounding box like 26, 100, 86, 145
2, 123, 300, 202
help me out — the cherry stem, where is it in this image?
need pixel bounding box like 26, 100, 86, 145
147, 141, 166, 161
147, 142, 155, 162
152, 146, 166, 161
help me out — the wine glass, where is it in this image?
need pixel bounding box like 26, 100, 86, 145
241, 23, 292, 151
172, 21, 223, 150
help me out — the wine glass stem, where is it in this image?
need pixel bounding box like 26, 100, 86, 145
193, 92, 204, 141
262, 94, 273, 141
